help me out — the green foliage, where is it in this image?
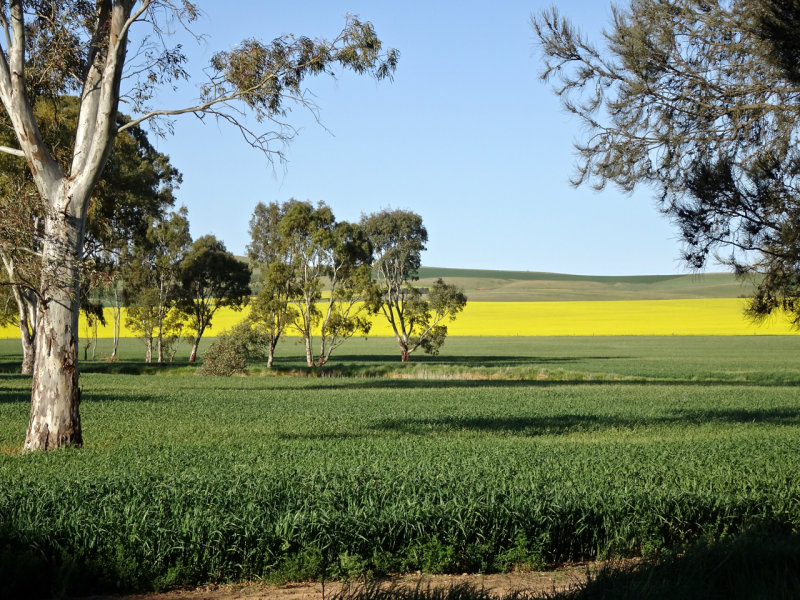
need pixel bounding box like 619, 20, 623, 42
208, 16, 397, 127
534, 0, 800, 327
247, 199, 374, 367
197, 322, 268, 376
363, 210, 469, 360
1, 336, 800, 594
178, 235, 251, 360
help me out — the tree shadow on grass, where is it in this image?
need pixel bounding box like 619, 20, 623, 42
554, 524, 800, 600
325, 524, 800, 600
370, 407, 800, 437
291, 377, 800, 391
0, 389, 29, 404
322, 354, 632, 367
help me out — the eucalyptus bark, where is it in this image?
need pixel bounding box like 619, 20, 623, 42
1, 0, 135, 450
11, 285, 35, 374
24, 207, 85, 450
304, 334, 314, 368
111, 288, 121, 358
188, 325, 205, 362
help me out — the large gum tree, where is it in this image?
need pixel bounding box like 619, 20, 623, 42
0, 1, 397, 451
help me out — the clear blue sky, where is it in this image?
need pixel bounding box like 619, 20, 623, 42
140, 1, 694, 276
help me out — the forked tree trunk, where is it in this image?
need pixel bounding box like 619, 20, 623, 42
400, 347, 410, 362
24, 209, 84, 451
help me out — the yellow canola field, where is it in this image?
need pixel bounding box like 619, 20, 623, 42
1, 298, 798, 338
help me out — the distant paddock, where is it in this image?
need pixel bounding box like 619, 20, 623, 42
1, 298, 798, 339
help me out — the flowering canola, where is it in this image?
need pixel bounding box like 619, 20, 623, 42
1, 298, 797, 339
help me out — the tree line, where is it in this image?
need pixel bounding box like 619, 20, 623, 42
202, 201, 467, 375
0, 112, 467, 374
0, 2, 398, 451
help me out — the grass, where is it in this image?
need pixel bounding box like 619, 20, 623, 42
0, 337, 799, 597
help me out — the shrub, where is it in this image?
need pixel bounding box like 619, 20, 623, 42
198, 321, 268, 376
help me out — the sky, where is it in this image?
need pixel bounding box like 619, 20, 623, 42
133, 1, 694, 276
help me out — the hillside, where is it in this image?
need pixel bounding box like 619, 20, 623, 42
415, 267, 754, 302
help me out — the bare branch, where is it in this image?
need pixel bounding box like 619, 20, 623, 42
0, 143, 24, 156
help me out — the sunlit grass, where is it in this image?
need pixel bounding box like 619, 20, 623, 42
1, 336, 800, 596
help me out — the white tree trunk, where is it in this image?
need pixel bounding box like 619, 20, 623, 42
112, 287, 120, 359
24, 208, 84, 450
12, 287, 35, 374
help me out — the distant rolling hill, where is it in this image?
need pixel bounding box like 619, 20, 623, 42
414, 267, 754, 302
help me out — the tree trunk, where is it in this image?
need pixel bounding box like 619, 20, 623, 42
91, 319, 98, 360
111, 288, 120, 359
145, 336, 152, 363
10, 285, 36, 374
20, 330, 35, 374
267, 336, 279, 368
157, 326, 164, 363
24, 209, 84, 451
188, 325, 205, 362
304, 334, 314, 367
400, 346, 410, 362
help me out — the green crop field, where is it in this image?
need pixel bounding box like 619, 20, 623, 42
1, 337, 799, 597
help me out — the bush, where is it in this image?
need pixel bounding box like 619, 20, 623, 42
198, 322, 267, 376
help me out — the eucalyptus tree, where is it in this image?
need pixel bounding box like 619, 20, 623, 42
177, 235, 251, 363
0, 1, 396, 450
534, 0, 800, 326
362, 209, 467, 361
314, 220, 374, 367
279, 200, 373, 367
123, 207, 191, 363
0, 97, 179, 374
246, 201, 294, 368
247, 199, 374, 368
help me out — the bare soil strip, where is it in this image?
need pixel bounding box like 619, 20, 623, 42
77, 566, 597, 600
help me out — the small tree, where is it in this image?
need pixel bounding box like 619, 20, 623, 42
199, 321, 269, 377
247, 200, 373, 367
363, 209, 467, 361
246, 201, 294, 367
280, 201, 374, 367
123, 208, 191, 363
315, 221, 374, 366
247, 262, 296, 368
178, 235, 251, 362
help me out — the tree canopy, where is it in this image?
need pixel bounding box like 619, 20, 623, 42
534, 0, 800, 326
0, 1, 397, 450
362, 209, 466, 361
178, 235, 251, 363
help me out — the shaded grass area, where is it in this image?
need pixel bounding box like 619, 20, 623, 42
0, 337, 799, 596
329, 526, 800, 599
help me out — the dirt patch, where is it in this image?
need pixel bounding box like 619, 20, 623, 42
76, 567, 598, 600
